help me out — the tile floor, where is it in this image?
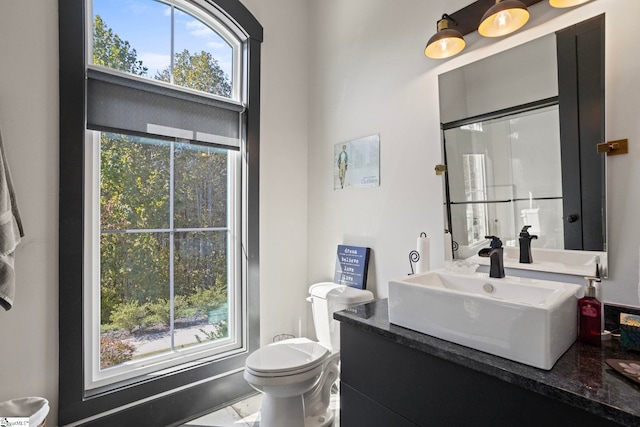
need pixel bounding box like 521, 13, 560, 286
183, 390, 340, 427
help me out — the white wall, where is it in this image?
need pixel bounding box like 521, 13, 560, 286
1, 0, 640, 425
0, 0, 60, 421
439, 33, 557, 123
600, 0, 640, 306
306, 0, 449, 298
238, 0, 311, 344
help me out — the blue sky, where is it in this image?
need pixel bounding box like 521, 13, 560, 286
93, 0, 233, 79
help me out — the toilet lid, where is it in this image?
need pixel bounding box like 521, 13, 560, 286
246, 338, 329, 375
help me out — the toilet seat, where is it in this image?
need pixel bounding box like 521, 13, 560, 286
245, 338, 329, 378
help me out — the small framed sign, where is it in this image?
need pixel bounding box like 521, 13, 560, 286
334, 134, 380, 190
334, 245, 371, 289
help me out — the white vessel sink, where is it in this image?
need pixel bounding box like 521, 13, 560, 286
466, 247, 606, 277
388, 269, 581, 370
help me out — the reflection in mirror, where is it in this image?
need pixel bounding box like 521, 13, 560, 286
438, 17, 606, 276
444, 103, 562, 259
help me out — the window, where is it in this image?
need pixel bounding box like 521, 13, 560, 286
85, 132, 241, 390
462, 154, 489, 246
59, 1, 262, 425
90, 0, 240, 100
86, 0, 244, 391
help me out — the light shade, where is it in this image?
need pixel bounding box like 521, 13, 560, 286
425, 17, 466, 59
478, 0, 530, 38
549, 0, 591, 8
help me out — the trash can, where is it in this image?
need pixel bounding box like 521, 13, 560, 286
0, 397, 49, 427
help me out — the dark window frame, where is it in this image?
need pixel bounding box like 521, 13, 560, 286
58, 1, 262, 425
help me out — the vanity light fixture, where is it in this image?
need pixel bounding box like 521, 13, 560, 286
425, 14, 466, 59
549, 0, 591, 8
424, 0, 544, 60
478, 0, 530, 38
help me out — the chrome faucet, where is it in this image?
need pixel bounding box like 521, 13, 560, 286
478, 236, 505, 278
518, 225, 538, 264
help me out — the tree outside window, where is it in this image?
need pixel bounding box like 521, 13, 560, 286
92, 12, 234, 370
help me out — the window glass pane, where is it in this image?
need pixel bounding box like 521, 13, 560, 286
100, 232, 170, 368
171, 8, 233, 97
100, 133, 170, 230
514, 199, 564, 249
99, 231, 231, 367
92, 0, 170, 78
92, 0, 235, 98
508, 107, 562, 199
174, 142, 228, 229
446, 105, 565, 258
98, 133, 234, 374
174, 231, 229, 349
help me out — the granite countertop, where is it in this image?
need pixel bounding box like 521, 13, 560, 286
335, 299, 640, 426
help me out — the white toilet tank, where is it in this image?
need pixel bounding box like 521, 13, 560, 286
308, 282, 374, 350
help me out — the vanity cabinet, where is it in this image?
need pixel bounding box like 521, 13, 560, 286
337, 300, 636, 427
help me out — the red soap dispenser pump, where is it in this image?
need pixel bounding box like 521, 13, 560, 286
578, 276, 602, 346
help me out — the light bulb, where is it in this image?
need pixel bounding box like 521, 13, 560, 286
495, 10, 512, 29
478, 0, 530, 37
549, 0, 592, 8
425, 20, 466, 59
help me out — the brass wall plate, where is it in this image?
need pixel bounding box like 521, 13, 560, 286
597, 139, 629, 156
435, 164, 447, 175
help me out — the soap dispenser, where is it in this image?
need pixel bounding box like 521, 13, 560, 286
578, 276, 602, 346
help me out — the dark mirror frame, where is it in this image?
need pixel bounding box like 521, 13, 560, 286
439, 15, 605, 261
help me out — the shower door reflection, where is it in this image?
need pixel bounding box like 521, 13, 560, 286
444, 104, 563, 259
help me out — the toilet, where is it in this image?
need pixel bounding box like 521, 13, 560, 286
244, 282, 374, 427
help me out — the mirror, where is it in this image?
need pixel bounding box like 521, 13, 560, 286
438, 16, 606, 276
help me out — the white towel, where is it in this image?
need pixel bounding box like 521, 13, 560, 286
0, 130, 24, 310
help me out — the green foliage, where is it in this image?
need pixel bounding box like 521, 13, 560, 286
109, 300, 145, 333
99, 134, 172, 318
100, 323, 118, 334
93, 15, 148, 75
99, 134, 230, 327
143, 298, 171, 328
175, 295, 198, 319
188, 287, 226, 314
107, 295, 203, 332
194, 321, 228, 343
144, 295, 196, 327
100, 135, 171, 230
94, 16, 232, 332
156, 49, 232, 97
100, 336, 136, 369
173, 143, 228, 228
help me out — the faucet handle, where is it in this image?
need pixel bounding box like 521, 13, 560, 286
484, 236, 503, 249
520, 225, 538, 239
